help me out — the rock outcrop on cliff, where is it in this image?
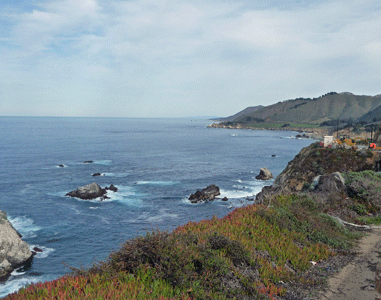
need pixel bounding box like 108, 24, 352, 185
256, 142, 380, 203
0, 211, 33, 281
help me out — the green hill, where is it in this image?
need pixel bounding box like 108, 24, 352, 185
227, 92, 381, 126
358, 105, 381, 124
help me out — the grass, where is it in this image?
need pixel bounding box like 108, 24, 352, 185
6, 194, 359, 300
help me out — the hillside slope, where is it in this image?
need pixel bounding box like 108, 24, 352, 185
217, 105, 264, 122
229, 92, 381, 125
358, 104, 381, 123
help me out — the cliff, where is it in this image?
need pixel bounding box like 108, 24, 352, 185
256, 142, 380, 203
0, 210, 33, 281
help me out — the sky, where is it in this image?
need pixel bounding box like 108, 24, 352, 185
1, 0, 381, 118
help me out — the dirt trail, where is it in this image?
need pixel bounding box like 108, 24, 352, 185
321, 228, 381, 300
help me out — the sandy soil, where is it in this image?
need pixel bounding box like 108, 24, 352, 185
320, 227, 381, 300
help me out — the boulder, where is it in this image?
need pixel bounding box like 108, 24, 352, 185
255, 168, 273, 180
92, 173, 104, 177
314, 172, 346, 193
58, 164, 65, 168
105, 184, 118, 192
66, 183, 106, 200
189, 185, 220, 203
83, 161, 94, 164
0, 211, 33, 281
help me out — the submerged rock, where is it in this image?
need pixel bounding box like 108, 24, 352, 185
0, 211, 33, 282
66, 183, 106, 200
83, 161, 94, 164
255, 168, 273, 180
189, 184, 220, 203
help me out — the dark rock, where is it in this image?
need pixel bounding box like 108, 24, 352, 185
221, 197, 228, 201
255, 168, 273, 180
189, 184, 220, 203
58, 164, 65, 168
83, 161, 94, 164
272, 154, 276, 157
295, 134, 310, 139
33, 247, 43, 253
105, 184, 118, 192
92, 173, 103, 177
66, 183, 106, 200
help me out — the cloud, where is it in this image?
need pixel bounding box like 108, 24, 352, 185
1, 0, 381, 117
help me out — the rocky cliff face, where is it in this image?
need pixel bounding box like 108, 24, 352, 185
256, 142, 380, 203
0, 210, 33, 281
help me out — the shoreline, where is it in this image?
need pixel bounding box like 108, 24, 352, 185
208, 122, 374, 141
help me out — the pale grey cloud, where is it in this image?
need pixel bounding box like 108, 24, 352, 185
0, 0, 380, 117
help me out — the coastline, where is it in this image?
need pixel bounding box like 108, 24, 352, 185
208, 122, 374, 141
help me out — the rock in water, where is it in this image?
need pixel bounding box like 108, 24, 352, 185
189, 184, 220, 203
0, 211, 33, 281
105, 184, 118, 192
66, 183, 106, 200
255, 168, 273, 180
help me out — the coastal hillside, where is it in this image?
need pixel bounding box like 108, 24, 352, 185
217, 105, 264, 122
358, 105, 381, 124
222, 92, 381, 126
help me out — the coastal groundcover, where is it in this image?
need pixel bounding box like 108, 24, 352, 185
5, 194, 360, 300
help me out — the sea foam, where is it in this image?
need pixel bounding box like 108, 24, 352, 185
8, 216, 41, 239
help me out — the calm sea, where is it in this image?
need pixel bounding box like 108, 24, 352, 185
0, 117, 314, 297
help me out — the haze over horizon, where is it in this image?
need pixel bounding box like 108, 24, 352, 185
1, 0, 381, 118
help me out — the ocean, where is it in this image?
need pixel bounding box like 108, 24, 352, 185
0, 117, 314, 297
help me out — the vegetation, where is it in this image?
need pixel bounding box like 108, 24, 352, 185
344, 170, 381, 209
216, 92, 381, 129
5, 193, 360, 300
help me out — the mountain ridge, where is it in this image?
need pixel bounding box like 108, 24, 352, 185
222, 92, 381, 125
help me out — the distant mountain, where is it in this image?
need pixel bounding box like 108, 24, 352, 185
358, 105, 381, 124
225, 92, 381, 125
216, 105, 264, 122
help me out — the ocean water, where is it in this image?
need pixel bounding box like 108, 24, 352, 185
0, 117, 314, 297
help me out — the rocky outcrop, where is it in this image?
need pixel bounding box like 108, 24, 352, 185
255, 168, 273, 180
189, 185, 220, 203
66, 183, 118, 200
311, 172, 346, 193
256, 142, 379, 203
0, 211, 33, 281
105, 184, 118, 192
66, 183, 107, 200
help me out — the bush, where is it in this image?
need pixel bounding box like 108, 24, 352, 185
344, 171, 381, 208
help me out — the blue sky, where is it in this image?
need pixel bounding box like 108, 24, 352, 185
1, 0, 380, 117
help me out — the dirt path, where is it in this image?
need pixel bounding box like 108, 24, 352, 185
321, 228, 381, 300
